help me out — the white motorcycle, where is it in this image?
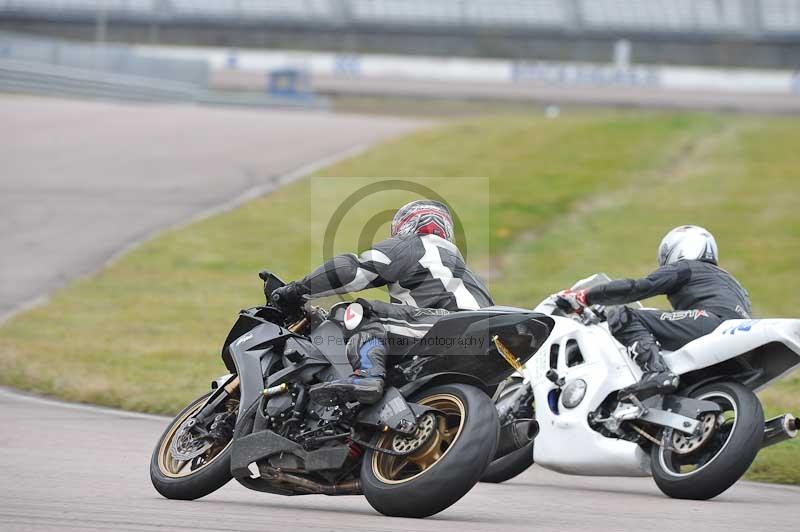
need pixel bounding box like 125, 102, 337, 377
485, 274, 800, 499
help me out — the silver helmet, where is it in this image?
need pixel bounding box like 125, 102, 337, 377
658, 225, 718, 266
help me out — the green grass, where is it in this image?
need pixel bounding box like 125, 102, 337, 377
1, 108, 799, 483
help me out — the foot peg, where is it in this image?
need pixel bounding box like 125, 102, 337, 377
619, 371, 679, 400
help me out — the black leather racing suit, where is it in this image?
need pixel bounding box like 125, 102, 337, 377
295, 233, 494, 376
585, 260, 752, 356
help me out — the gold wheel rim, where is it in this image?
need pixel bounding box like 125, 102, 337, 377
157, 397, 234, 479
371, 393, 466, 485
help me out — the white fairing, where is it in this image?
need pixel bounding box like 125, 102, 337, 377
526, 315, 653, 476
664, 319, 800, 390
527, 288, 800, 477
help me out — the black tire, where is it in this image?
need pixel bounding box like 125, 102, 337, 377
361, 383, 499, 518
481, 440, 534, 484
150, 393, 234, 500
650, 381, 764, 501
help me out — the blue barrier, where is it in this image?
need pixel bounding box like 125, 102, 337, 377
267, 68, 315, 102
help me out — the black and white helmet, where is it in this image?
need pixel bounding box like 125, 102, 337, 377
390, 200, 454, 243
658, 225, 718, 266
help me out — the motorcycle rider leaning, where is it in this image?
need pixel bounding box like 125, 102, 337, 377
270, 200, 494, 405
557, 225, 752, 399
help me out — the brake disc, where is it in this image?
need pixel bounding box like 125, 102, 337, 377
170, 417, 213, 461
390, 413, 437, 455
671, 412, 717, 455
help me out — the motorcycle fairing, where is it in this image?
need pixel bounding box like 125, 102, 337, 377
226, 316, 354, 417
664, 318, 800, 390
230, 429, 351, 481
221, 306, 286, 372
526, 317, 653, 476
400, 311, 554, 387
266, 347, 329, 388
308, 320, 356, 380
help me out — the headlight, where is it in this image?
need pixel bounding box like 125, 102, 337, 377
561, 379, 587, 409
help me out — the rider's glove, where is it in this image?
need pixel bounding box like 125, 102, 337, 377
555, 288, 589, 312
269, 282, 307, 311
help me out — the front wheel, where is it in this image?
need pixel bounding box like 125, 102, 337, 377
650, 381, 764, 500
481, 440, 534, 484
150, 392, 237, 500
360, 383, 499, 518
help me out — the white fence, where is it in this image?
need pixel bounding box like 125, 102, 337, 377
140, 45, 800, 96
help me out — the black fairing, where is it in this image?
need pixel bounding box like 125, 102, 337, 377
224, 311, 352, 417
308, 320, 353, 380
221, 306, 285, 372
395, 311, 554, 387
226, 320, 290, 417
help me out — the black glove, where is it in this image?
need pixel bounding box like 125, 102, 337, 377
269, 282, 306, 312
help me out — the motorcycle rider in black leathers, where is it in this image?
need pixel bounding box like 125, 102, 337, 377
557, 225, 752, 398
270, 200, 494, 405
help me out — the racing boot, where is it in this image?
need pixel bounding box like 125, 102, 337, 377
618, 341, 679, 400
310, 336, 386, 406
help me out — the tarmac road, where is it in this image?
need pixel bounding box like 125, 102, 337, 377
0, 96, 424, 320
1, 387, 798, 532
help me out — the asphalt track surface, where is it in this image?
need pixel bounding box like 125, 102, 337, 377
1, 387, 798, 532
2, 96, 799, 531
0, 95, 424, 319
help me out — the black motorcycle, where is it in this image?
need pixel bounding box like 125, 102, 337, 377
150, 271, 554, 518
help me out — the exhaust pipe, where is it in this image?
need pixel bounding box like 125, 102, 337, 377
761, 414, 798, 449
266, 468, 363, 495
496, 419, 539, 458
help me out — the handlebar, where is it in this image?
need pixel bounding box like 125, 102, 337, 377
540, 294, 607, 325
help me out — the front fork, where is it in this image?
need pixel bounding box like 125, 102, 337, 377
194, 374, 241, 425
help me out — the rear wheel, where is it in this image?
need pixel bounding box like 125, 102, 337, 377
650, 381, 764, 500
150, 392, 237, 500
361, 383, 499, 518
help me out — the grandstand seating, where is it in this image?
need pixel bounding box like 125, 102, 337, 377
0, 0, 798, 34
